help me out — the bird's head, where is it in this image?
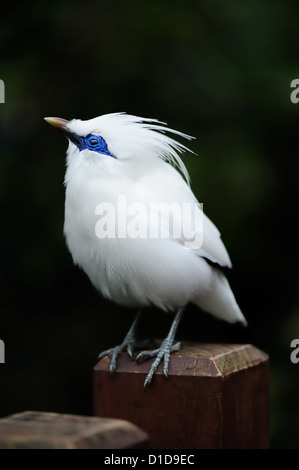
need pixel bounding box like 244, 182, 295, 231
45, 112, 194, 184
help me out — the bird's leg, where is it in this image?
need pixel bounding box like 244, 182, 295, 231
98, 310, 141, 372
136, 307, 184, 388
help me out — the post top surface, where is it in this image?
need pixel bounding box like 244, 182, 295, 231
94, 342, 268, 378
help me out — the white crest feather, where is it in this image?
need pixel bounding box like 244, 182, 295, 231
67, 112, 195, 185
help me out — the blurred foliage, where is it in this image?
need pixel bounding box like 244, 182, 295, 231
1, 0, 299, 448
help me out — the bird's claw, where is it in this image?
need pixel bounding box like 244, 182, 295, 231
136, 341, 181, 364
98, 341, 136, 372
136, 340, 181, 388
127, 343, 134, 359
98, 309, 183, 387
98, 312, 142, 371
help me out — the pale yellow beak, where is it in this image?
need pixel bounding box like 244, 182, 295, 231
44, 117, 69, 132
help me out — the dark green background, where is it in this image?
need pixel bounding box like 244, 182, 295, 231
1, 0, 299, 448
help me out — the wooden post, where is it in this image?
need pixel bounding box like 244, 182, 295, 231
0, 411, 148, 449
93, 343, 269, 449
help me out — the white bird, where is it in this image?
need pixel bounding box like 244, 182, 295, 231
45, 112, 247, 387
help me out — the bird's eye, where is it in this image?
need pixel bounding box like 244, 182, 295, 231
89, 137, 99, 146
82, 134, 115, 158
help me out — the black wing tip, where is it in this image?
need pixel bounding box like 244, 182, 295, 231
201, 256, 232, 275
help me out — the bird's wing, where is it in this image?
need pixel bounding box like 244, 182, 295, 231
147, 165, 232, 269
186, 210, 232, 268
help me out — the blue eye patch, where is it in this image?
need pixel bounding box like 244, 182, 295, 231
66, 132, 115, 158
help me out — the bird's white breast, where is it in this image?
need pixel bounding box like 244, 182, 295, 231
63, 162, 213, 311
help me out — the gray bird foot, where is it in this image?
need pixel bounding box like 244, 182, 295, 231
136, 340, 181, 388
98, 311, 142, 372
98, 337, 156, 372
98, 338, 136, 372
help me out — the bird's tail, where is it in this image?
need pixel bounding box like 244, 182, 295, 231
193, 270, 247, 326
